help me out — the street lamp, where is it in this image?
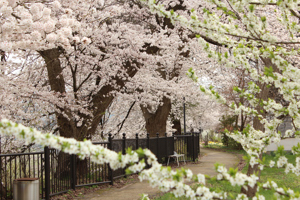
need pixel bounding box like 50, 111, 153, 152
183, 97, 186, 135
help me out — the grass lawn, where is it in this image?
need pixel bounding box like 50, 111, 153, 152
153, 149, 300, 200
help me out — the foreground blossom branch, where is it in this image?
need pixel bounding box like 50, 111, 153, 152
0, 119, 226, 199
1, 119, 299, 199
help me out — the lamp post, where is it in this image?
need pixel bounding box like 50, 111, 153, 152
183, 97, 186, 135
199, 127, 203, 143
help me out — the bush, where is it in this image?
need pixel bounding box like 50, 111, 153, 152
221, 132, 242, 150
219, 115, 243, 150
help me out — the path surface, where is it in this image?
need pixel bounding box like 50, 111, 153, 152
74, 148, 239, 200
266, 138, 300, 152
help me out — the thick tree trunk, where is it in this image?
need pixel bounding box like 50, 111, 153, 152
241, 58, 278, 198
39, 49, 139, 180
141, 97, 172, 137
39, 49, 76, 138
39, 50, 138, 140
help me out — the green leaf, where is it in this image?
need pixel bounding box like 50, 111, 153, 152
125, 168, 132, 175
249, 4, 254, 12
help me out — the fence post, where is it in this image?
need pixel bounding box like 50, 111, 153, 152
44, 147, 50, 200
136, 133, 139, 150
172, 132, 175, 153
108, 133, 113, 185
165, 133, 168, 164
192, 132, 195, 162
147, 133, 150, 149
70, 154, 76, 190
122, 133, 126, 178
156, 133, 159, 162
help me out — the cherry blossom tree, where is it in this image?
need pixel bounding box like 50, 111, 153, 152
0, 0, 204, 141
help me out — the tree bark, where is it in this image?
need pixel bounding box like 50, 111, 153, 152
39, 49, 76, 138
172, 119, 182, 135
141, 96, 172, 137
39, 49, 139, 140
241, 58, 279, 198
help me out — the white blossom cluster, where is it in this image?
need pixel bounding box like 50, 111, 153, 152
261, 180, 299, 199
216, 165, 259, 189
0, 0, 86, 51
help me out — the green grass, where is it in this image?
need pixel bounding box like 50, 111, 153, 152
153, 151, 300, 200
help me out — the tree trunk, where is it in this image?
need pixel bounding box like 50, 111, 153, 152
172, 119, 181, 135
39, 49, 76, 138
141, 97, 172, 137
241, 58, 278, 198
39, 49, 139, 180
0, 182, 6, 198
39, 50, 139, 140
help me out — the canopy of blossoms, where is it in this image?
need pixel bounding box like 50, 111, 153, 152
1, 0, 300, 199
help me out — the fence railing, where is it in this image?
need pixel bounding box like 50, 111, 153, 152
0, 132, 200, 200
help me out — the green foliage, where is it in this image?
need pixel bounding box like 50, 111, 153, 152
291, 142, 300, 155
219, 115, 242, 150
274, 145, 286, 158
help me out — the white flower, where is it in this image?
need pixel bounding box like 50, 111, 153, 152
32, 22, 44, 32
97, 0, 105, 6
185, 169, 193, 180
31, 31, 42, 41
46, 33, 57, 43
0, 0, 8, 7
0, 41, 13, 51
72, 36, 80, 44
52, 1, 61, 10
277, 156, 288, 168
30, 3, 43, 15
44, 20, 56, 33
59, 18, 69, 27
217, 165, 227, 173
276, 187, 284, 194
271, 181, 278, 189
20, 19, 33, 27
2, 22, 14, 33
141, 194, 149, 200
43, 8, 51, 16
81, 37, 91, 46
269, 161, 275, 168
61, 27, 72, 37
197, 174, 205, 185
253, 195, 265, 200
64, 8, 72, 16
1, 5, 13, 17
249, 157, 258, 168
236, 193, 248, 200
235, 173, 246, 186
217, 173, 223, 180
20, 11, 32, 20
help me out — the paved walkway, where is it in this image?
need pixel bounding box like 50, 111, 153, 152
75, 148, 239, 200
266, 138, 300, 152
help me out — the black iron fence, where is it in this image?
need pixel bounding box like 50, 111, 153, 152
0, 132, 200, 200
